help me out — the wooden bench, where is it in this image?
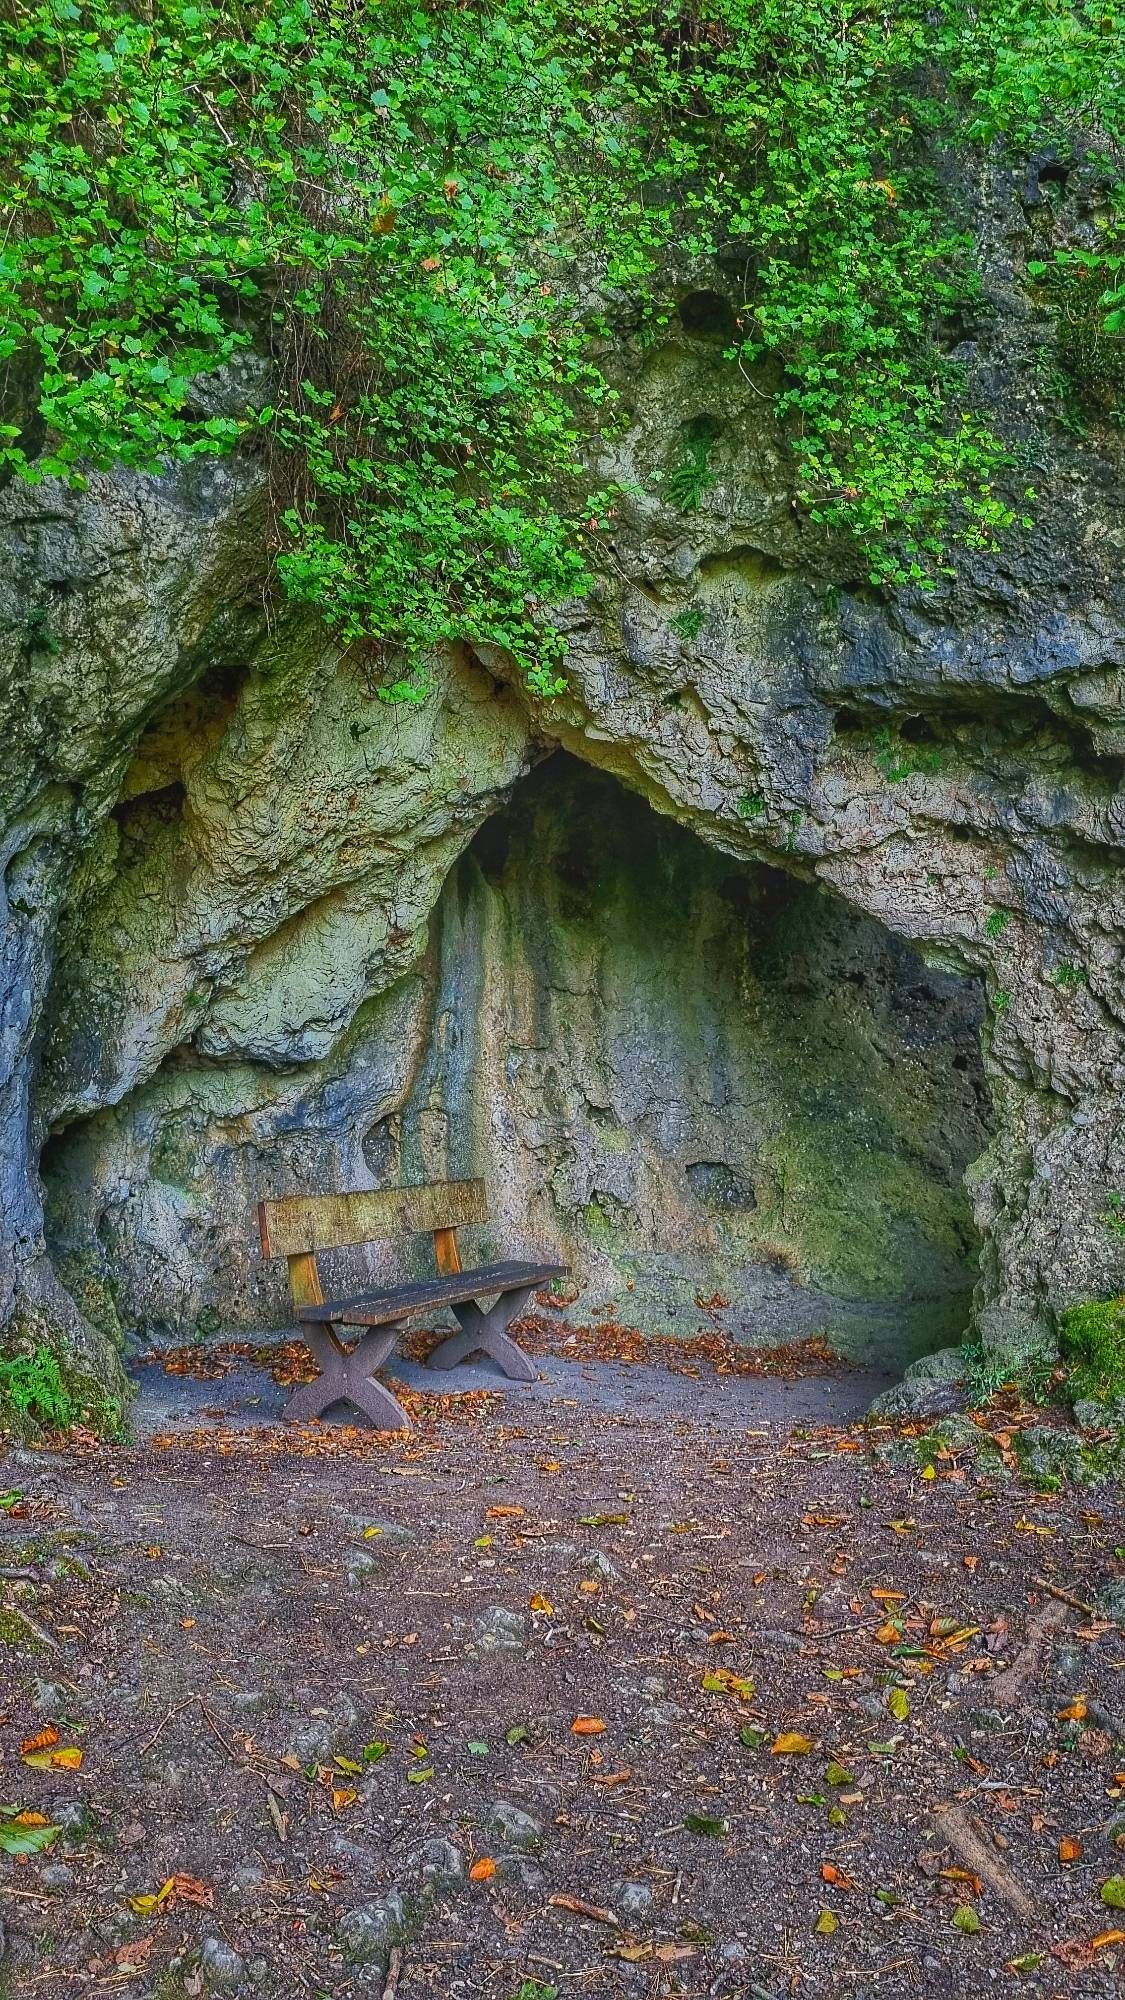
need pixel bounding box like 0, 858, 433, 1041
257, 1179, 568, 1429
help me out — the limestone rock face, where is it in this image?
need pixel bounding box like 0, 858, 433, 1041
3, 235, 1125, 1397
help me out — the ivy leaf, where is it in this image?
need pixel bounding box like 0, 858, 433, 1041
682, 1814, 728, 1837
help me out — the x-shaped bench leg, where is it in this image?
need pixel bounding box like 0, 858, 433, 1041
285, 1324, 411, 1429
426, 1284, 538, 1383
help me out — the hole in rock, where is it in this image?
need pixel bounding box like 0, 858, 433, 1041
677, 289, 738, 339
42, 753, 991, 1390
384, 754, 991, 1378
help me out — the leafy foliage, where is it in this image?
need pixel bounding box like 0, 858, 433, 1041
2, 0, 1123, 682
0, 1346, 78, 1430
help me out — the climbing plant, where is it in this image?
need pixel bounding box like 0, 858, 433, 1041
1, 0, 1122, 684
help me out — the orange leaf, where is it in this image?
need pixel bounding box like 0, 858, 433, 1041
1058, 1836, 1082, 1864
1057, 1698, 1088, 1721
874, 1622, 900, 1644
469, 1857, 497, 1882
486, 1505, 525, 1520
770, 1732, 814, 1755
530, 1593, 554, 1615
331, 1788, 357, 1811
821, 1863, 856, 1889
870, 1588, 906, 1602
22, 1744, 83, 1771
20, 1726, 58, 1755
571, 1716, 606, 1736
1092, 1929, 1125, 1949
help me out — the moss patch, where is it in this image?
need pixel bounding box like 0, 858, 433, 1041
1060, 1296, 1125, 1404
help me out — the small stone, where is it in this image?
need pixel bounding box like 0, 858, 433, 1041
338, 1891, 405, 1968
754, 1629, 803, 1653
404, 1837, 467, 1895
31, 1679, 68, 1716
1099, 1579, 1125, 1627
643, 1700, 685, 1728
486, 1801, 542, 1852
287, 1691, 361, 1765
615, 1880, 653, 1919
476, 1606, 527, 1652
39, 1863, 75, 1891
230, 1689, 268, 1716
585, 1551, 618, 1581
231, 1862, 267, 1895
246, 1961, 270, 1987
200, 1936, 246, 1989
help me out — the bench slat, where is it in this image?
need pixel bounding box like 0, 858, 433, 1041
260, 1179, 488, 1257
297, 1260, 567, 1327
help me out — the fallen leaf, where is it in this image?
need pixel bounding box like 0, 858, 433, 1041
331, 1787, 357, 1810
1100, 1876, 1125, 1909
530, 1593, 554, 1615
0, 1819, 60, 1856
821, 1863, 856, 1889
571, 1716, 606, 1736
953, 1905, 981, 1934
22, 1743, 82, 1771
814, 1909, 838, 1935
683, 1813, 728, 1836
887, 1686, 910, 1723
1092, 1928, 1125, 1948
701, 1668, 756, 1699
1059, 1836, 1082, 1864
469, 1857, 497, 1882
825, 1763, 855, 1786
771, 1732, 814, 1755
128, 1879, 176, 1917
19, 1726, 58, 1755
1058, 1697, 1088, 1721
485, 1505, 525, 1520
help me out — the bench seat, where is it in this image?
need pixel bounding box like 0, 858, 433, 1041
297, 1260, 568, 1327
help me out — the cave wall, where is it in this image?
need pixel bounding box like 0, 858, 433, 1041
2, 148, 1125, 1403
42, 755, 989, 1366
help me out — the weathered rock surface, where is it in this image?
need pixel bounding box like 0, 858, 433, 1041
2, 166, 1124, 1399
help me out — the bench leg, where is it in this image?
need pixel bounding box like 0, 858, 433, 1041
286, 1325, 411, 1430
427, 1284, 538, 1384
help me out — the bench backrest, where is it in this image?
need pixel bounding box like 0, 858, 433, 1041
258, 1179, 488, 1310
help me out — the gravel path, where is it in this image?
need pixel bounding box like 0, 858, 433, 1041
0, 1354, 1123, 2000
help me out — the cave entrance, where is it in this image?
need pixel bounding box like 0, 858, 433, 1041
381, 753, 990, 1374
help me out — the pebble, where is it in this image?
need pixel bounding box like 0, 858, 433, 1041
338, 1891, 405, 1968
31, 1679, 68, 1716
615, 1880, 653, 1918
200, 1936, 246, 1989
476, 1606, 528, 1652
485, 1801, 542, 1851
229, 1689, 269, 1716
287, 1691, 361, 1765
38, 1863, 75, 1891
231, 1862, 267, 1895
585, 1551, 618, 1581
404, 1837, 467, 1895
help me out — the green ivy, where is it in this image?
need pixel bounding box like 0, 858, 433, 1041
2, 0, 1122, 683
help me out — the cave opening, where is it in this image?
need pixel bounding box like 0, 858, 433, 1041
380, 752, 991, 1375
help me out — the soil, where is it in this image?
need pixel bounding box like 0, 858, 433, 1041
0, 1338, 1123, 2000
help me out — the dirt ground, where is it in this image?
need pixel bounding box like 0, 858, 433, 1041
1, 1337, 1124, 2000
